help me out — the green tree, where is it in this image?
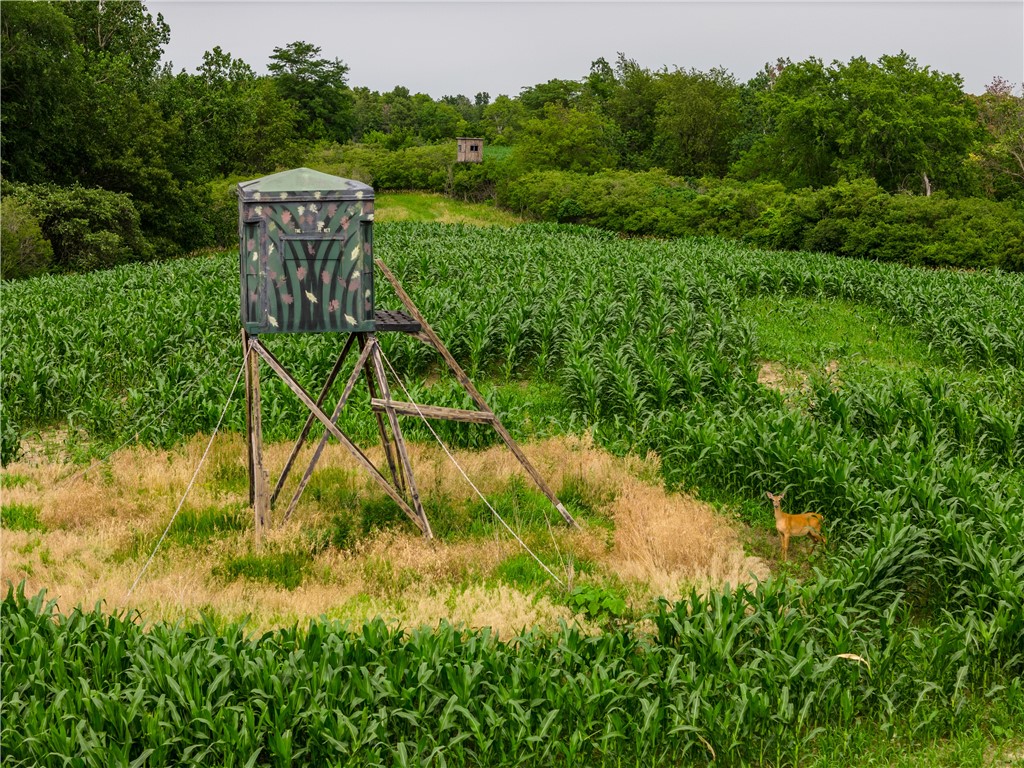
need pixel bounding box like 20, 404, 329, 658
970, 78, 1024, 200
352, 87, 386, 139
731, 57, 839, 189
734, 53, 981, 194
414, 95, 466, 141
441, 93, 475, 120
653, 67, 741, 177
0, 1, 85, 181
60, 0, 169, 87
830, 53, 979, 193
519, 78, 582, 113
268, 40, 354, 143
730, 59, 788, 161
511, 104, 619, 174
483, 95, 525, 143
603, 54, 664, 170
381, 86, 418, 147
157, 47, 297, 177
582, 56, 617, 106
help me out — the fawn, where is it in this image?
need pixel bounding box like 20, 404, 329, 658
766, 491, 826, 560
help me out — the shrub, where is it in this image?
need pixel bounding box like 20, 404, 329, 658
0, 198, 54, 280
1, 181, 154, 273
373, 144, 453, 191
506, 171, 1023, 271
309, 142, 501, 201
206, 176, 248, 248
753, 179, 1024, 269
450, 161, 500, 202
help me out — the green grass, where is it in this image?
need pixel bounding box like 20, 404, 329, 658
375, 191, 522, 226
215, 548, 311, 590
112, 504, 248, 562
303, 466, 361, 510
464, 477, 561, 538
557, 472, 616, 526
0, 473, 29, 489
1, 502, 44, 532
165, 504, 248, 546
494, 552, 554, 590
206, 455, 249, 495
744, 294, 938, 379
804, 694, 1024, 767
483, 145, 512, 161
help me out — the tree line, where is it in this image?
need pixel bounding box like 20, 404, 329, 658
2, 1, 1022, 277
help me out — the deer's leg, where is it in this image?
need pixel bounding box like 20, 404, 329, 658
811, 529, 826, 555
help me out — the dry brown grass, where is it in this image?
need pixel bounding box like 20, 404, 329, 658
2, 433, 767, 636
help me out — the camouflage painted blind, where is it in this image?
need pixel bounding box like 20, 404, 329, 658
238, 171, 375, 335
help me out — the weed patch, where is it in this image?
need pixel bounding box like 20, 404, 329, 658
215, 549, 311, 590
0, 473, 29, 489
1, 503, 44, 532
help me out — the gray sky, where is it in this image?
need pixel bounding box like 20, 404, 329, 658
151, 1, 1024, 97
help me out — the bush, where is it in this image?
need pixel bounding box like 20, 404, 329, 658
450, 161, 501, 202
373, 144, 453, 191
752, 179, 1024, 269
308, 142, 501, 201
0, 198, 53, 280
1, 181, 154, 273
206, 176, 248, 248
506, 171, 1023, 271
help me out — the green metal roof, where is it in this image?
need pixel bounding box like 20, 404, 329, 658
237, 167, 373, 200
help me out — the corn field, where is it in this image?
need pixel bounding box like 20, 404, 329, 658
2, 222, 1023, 765
4, 576, 1020, 767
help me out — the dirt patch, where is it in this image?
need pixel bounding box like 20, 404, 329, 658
757, 359, 841, 396
757, 361, 804, 394
989, 742, 1024, 767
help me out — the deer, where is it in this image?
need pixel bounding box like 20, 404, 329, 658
766, 491, 826, 560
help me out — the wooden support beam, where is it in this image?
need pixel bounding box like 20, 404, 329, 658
250, 338, 428, 536
369, 399, 496, 424
375, 258, 578, 530
368, 339, 432, 538
271, 333, 357, 507
246, 336, 270, 543
359, 334, 405, 495
243, 330, 255, 507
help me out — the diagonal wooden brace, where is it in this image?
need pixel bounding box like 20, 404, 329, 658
271, 333, 357, 507
281, 335, 377, 524
368, 338, 432, 538
374, 258, 578, 530
250, 338, 428, 537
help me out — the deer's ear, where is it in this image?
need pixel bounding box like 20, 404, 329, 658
766, 492, 772, 499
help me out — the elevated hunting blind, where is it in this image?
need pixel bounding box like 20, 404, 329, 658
238, 168, 375, 335
456, 138, 484, 163
236, 168, 576, 546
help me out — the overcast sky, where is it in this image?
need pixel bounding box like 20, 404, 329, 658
150, 1, 1023, 97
